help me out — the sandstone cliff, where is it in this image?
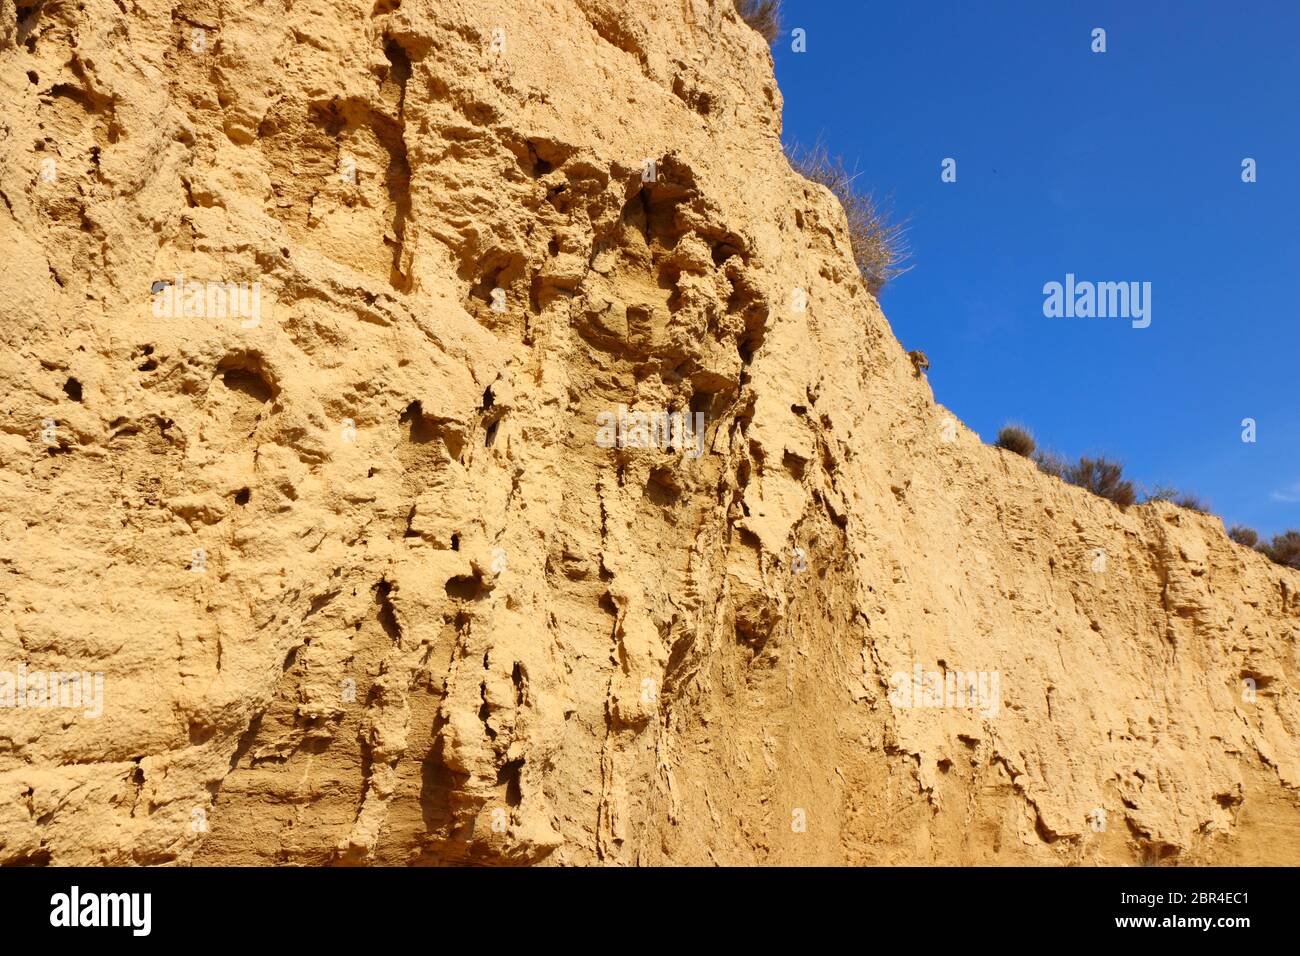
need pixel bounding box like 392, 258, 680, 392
1, 0, 1297, 866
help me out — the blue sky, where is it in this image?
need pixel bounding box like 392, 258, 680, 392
773, 0, 1300, 538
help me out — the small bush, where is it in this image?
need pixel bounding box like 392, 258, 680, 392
1062, 456, 1136, 508
786, 141, 911, 294
1004, 427, 1288, 547
1145, 485, 1177, 503
1228, 526, 1259, 548
995, 424, 1036, 458
734, 0, 781, 44
1175, 493, 1211, 514
1033, 450, 1069, 481
1261, 530, 1300, 569
1146, 485, 1212, 514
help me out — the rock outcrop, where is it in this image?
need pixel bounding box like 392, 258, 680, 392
1, 0, 1297, 866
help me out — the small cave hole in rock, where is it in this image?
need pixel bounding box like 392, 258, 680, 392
400, 400, 434, 443
512, 662, 526, 706
234, 487, 251, 505
445, 571, 486, 601
782, 451, 807, 481
218, 361, 274, 403
62, 377, 82, 402
498, 758, 524, 806
443, 430, 465, 461
373, 580, 401, 641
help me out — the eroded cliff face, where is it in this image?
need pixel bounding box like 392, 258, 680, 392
1, 0, 1297, 867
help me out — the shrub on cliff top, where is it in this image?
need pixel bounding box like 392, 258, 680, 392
786, 141, 911, 294
1228, 525, 1259, 548
1032, 449, 1068, 481
1012, 437, 1293, 560
734, 0, 781, 44
1261, 530, 1300, 569
995, 424, 1036, 458
1226, 527, 1300, 570
1146, 485, 1212, 514
1063, 456, 1137, 508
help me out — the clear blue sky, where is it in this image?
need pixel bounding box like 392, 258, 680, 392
773, 0, 1300, 538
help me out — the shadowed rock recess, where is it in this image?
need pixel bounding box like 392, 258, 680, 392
1, 1, 1297, 867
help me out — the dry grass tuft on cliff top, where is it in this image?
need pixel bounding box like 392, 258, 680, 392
1229, 526, 1260, 548
1227, 526, 1300, 568
1023, 441, 1298, 570
1262, 530, 1300, 569
734, 0, 782, 44
786, 141, 912, 294
995, 424, 1037, 458
1030, 449, 1137, 509
1146, 485, 1212, 514
1061, 456, 1138, 508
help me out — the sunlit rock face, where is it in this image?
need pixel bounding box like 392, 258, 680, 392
1, 0, 1297, 866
